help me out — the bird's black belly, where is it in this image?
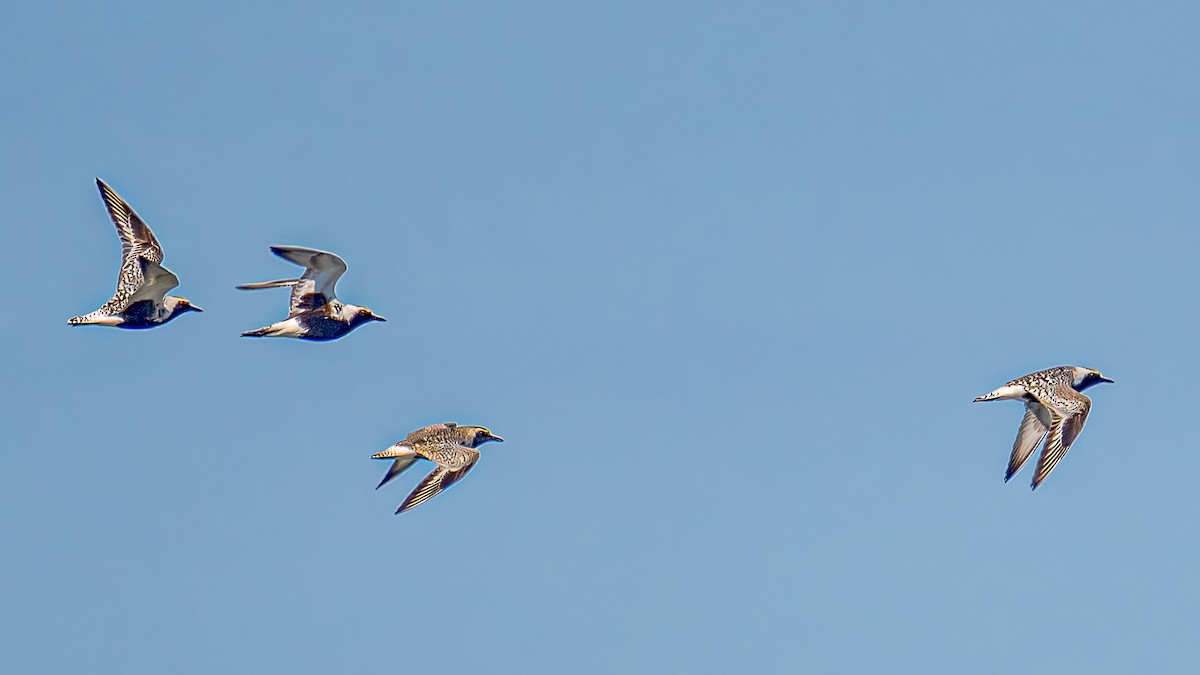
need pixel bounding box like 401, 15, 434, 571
117, 301, 161, 328
297, 315, 353, 340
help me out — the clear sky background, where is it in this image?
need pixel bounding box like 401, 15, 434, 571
2, 1, 1198, 673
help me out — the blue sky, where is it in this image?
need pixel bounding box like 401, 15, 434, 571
3, 1, 1199, 672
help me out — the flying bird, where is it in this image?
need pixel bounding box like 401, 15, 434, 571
236, 246, 385, 340
68, 179, 202, 328
973, 365, 1114, 489
372, 423, 504, 514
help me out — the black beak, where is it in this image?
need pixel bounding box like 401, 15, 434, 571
190, 305, 204, 312
1099, 376, 1115, 384
373, 315, 387, 322
488, 434, 504, 443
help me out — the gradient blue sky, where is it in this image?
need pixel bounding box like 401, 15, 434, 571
3, 2, 1199, 673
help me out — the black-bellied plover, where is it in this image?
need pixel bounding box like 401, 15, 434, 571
974, 365, 1114, 489
68, 179, 202, 328
372, 423, 504, 514
236, 246, 385, 340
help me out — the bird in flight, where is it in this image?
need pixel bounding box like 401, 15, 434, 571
237, 246, 385, 340
974, 365, 1114, 489
372, 423, 504, 514
68, 179, 202, 328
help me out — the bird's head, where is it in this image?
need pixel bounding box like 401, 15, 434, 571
468, 427, 504, 447
1072, 366, 1115, 391
351, 306, 387, 325
166, 297, 203, 317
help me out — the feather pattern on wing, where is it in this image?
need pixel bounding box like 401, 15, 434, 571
1030, 385, 1092, 489
269, 246, 348, 317
82, 180, 173, 316
234, 246, 350, 319
96, 178, 163, 264
395, 449, 480, 514
1006, 401, 1051, 482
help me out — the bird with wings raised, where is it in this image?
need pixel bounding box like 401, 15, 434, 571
68, 179, 202, 328
372, 423, 504, 514
237, 246, 385, 340
973, 365, 1114, 489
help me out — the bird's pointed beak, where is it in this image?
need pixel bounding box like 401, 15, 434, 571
373, 314, 387, 322
190, 305, 204, 312
1099, 376, 1115, 384
488, 434, 504, 443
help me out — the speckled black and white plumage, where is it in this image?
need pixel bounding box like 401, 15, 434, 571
974, 365, 1114, 490
236, 246, 385, 340
67, 179, 202, 328
371, 423, 504, 514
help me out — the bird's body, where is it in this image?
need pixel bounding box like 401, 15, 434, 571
372, 423, 504, 514
68, 179, 201, 328
974, 365, 1114, 489
237, 246, 384, 340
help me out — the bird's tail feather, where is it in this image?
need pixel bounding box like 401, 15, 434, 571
241, 319, 305, 338
973, 385, 1023, 403
371, 444, 411, 459
372, 445, 419, 490
236, 278, 298, 291
67, 311, 120, 326
241, 325, 281, 337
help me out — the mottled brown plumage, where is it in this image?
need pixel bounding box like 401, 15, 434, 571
371, 423, 504, 514
974, 365, 1114, 489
